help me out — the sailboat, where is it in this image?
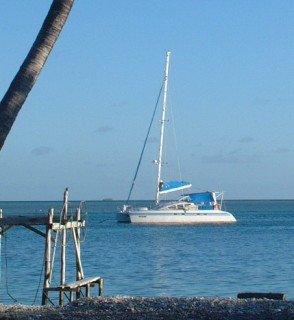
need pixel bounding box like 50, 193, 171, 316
117, 51, 236, 224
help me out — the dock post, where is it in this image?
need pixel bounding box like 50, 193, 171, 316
42, 208, 54, 305
75, 207, 82, 300
60, 188, 68, 306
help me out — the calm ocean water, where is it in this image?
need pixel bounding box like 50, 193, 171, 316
0, 199, 293, 305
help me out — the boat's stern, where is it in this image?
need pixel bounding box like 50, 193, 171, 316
116, 205, 132, 223
116, 210, 131, 223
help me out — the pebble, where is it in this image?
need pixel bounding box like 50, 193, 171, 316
0, 297, 294, 319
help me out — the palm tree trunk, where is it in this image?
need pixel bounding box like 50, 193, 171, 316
0, 0, 75, 151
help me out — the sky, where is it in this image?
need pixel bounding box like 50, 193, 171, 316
0, 1, 294, 201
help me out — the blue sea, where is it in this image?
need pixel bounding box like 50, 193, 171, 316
0, 199, 293, 305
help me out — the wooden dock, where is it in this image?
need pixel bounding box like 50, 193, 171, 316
0, 189, 103, 306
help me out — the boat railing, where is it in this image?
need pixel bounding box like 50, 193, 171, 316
122, 205, 132, 213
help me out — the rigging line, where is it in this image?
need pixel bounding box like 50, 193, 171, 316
42, 291, 55, 306
64, 215, 73, 247
126, 84, 163, 203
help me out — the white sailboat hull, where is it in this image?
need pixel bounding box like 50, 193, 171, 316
127, 209, 236, 224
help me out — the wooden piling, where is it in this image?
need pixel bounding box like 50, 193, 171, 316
75, 208, 82, 300
42, 208, 54, 305
60, 188, 68, 306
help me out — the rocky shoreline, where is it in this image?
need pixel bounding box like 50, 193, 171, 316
0, 297, 294, 319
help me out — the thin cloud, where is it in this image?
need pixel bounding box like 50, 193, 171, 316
255, 96, 270, 106
239, 136, 254, 143
201, 152, 260, 164
96, 162, 107, 168
95, 126, 114, 134
31, 146, 53, 156
274, 147, 290, 154
110, 101, 127, 109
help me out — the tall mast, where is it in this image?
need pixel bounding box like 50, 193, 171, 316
155, 51, 170, 205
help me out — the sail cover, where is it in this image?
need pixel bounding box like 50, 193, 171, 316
184, 191, 216, 203
159, 181, 192, 194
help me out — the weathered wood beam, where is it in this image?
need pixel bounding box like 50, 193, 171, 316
22, 224, 46, 238
0, 216, 48, 226
51, 221, 85, 230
